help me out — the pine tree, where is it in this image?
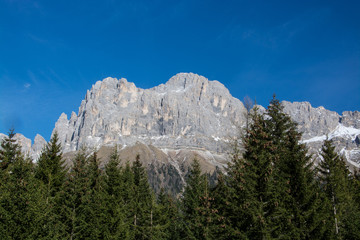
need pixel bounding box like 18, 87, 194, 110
59, 149, 89, 239
103, 147, 129, 239
130, 154, 156, 240
35, 132, 66, 207
153, 188, 181, 239
223, 137, 257, 239
241, 106, 287, 239
210, 171, 233, 239
318, 139, 354, 239
82, 151, 107, 239
0, 128, 21, 172
181, 158, 217, 239
33, 132, 68, 238
267, 96, 329, 239
0, 151, 47, 239
345, 171, 360, 239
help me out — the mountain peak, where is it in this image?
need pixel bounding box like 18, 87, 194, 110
165, 72, 207, 88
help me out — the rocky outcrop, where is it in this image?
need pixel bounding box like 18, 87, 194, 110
1, 73, 359, 193
0, 133, 46, 161
52, 73, 246, 154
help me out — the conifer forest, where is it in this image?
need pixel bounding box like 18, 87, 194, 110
1, 98, 360, 240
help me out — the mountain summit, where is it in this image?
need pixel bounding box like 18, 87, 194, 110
53, 73, 247, 154
1, 73, 359, 193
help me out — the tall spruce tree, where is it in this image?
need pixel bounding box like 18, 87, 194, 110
241, 106, 287, 239
0, 149, 47, 239
153, 188, 181, 239
82, 151, 107, 239
35, 132, 66, 199
0, 128, 21, 172
130, 155, 156, 239
318, 139, 359, 239
266, 97, 329, 239
34, 132, 68, 239
103, 147, 129, 239
181, 158, 218, 239
59, 149, 89, 239
210, 171, 233, 239
221, 138, 256, 239
346, 171, 360, 239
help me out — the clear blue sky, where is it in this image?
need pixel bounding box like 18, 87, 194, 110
0, 0, 359, 141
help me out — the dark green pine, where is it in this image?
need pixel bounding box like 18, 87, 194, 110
35, 132, 66, 198
153, 188, 181, 240
220, 138, 256, 239
34, 132, 68, 239
210, 171, 234, 239
103, 147, 129, 239
344, 171, 360, 239
0, 150, 47, 239
58, 149, 89, 239
0, 128, 22, 172
130, 154, 156, 240
267, 96, 329, 239
81, 151, 108, 239
242, 106, 285, 239
318, 139, 355, 239
181, 158, 217, 240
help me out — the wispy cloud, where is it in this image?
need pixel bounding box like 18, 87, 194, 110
28, 33, 48, 44
27, 70, 40, 86
24, 83, 31, 89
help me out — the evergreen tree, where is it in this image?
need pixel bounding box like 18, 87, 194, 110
153, 188, 181, 239
181, 158, 218, 239
267, 97, 329, 239
103, 147, 129, 239
0, 128, 21, 172
210, 171, 233, 239
130, 155, 156, 239
59, 149, 89, 239
35, 132, 66, 199
0, 152, 47, 239
241, 106, 287, 239
318, 139, 356, 239
33, 132, 68, 238
345, 171, 360, 239
223, 138, 256, 239
82, 151, 107, 239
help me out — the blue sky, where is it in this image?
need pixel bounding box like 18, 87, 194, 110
0, 0, 359, 141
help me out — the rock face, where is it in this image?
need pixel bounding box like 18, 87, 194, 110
282, 101, 360, 168
0, 133, 46, 161
1, 72, 359, 193
53, 73, 246, 154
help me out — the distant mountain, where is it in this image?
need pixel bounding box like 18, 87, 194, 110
2, 73, 359, 194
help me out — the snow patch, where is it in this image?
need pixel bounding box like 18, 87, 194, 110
302, 124, 360, 143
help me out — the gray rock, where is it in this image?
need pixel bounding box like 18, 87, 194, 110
32, 134, 47, 160
2, 72, 360, 177
54, 73, 246, 154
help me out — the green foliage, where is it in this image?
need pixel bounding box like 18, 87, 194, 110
35, 132, 66, 197
318, 139, 360, 239
0, 128, 22, 172
181, 159, 220, 239
2, 97, 360, 240
103, 147, 129, 239
153, 188, 181, 239
130, 155, 156, 239
58, 149, 90, 239
267, 97, 329, 239
0, 138, 47, 239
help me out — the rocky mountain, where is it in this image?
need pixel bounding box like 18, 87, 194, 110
2, 73, 359, 193
0, 133, 46, 161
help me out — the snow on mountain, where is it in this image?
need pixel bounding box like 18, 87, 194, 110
302, 124, 360, 143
